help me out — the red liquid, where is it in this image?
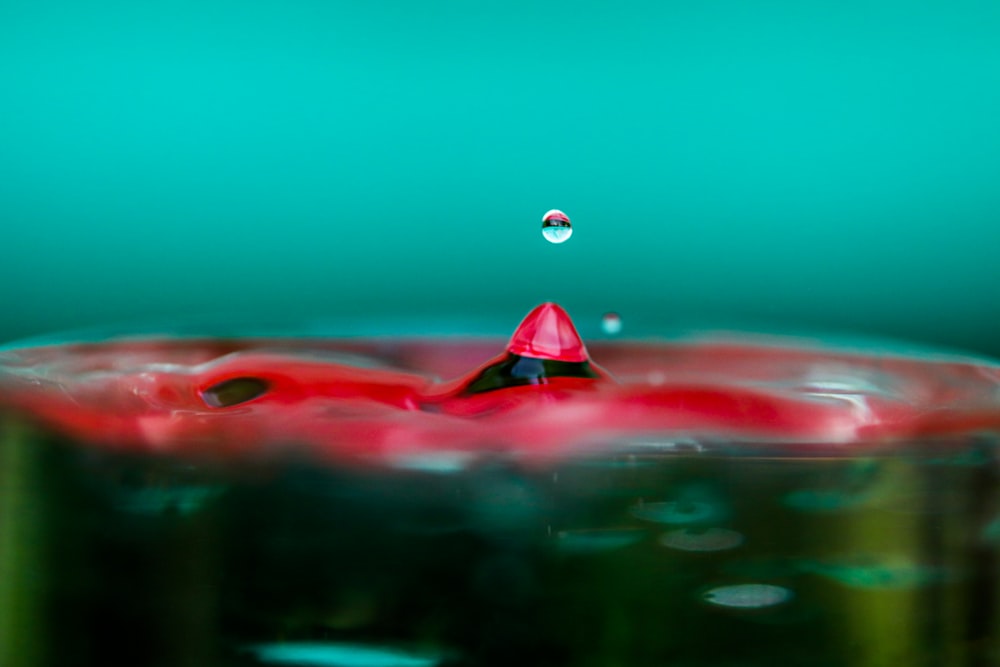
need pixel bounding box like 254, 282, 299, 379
1, 302, 998, 467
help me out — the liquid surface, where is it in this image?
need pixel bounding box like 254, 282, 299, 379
0, 302, 998, 468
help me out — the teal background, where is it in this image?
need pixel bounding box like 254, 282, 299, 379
1, 1, 998, 354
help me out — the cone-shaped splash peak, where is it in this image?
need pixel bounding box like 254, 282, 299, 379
455, 303, 602, 395
506, 302, 589, 363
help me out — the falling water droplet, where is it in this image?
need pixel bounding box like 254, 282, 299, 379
601, 312, 623, 335
541, 209, 573, 244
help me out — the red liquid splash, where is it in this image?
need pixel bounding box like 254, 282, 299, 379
1, 303, 999, 468
506, 303, 589, 363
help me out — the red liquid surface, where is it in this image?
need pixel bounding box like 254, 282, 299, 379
3, 304, 1000, 667
1, 303, 998, 467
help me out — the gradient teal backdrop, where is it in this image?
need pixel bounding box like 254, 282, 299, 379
1, 1, 998, 355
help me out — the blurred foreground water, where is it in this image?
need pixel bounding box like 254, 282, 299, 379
4, 422, 1000, 666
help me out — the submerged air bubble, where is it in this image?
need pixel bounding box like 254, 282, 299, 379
701, 584, 793, 609
541, 209, 572, 244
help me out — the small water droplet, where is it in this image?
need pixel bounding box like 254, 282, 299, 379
601, 312, 623, 335
541, 209, 572, 244
701, 583, 793, 609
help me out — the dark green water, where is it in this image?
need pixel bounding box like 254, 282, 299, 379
3, 416, 998, 666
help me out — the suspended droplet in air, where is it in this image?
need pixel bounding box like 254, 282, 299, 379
601, 312, 623, 335
541, 209, 573, 244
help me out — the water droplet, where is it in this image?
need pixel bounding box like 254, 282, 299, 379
201, 376, 269, 407
701, 584, 793, 609
541, 209, 572, 244
601, 312, 623, 335
628, 500, 722, 525
659, 527, 744, 552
